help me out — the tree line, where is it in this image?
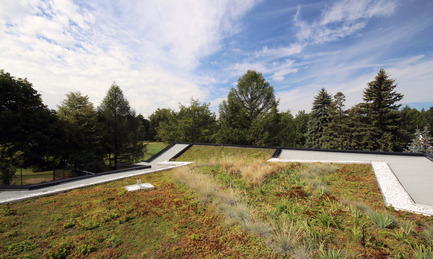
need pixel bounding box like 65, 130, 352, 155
1, 69, 432, 184
0, 70, 144, 184
148, 69, 433, 152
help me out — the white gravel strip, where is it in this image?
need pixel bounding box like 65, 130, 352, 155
0, 162, 192, 204
269, 158, 433, 216
371, 161, 433, 216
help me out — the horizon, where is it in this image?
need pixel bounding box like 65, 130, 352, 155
1, 0, 432, 117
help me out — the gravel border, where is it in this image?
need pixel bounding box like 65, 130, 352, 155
268, 158, 433, 216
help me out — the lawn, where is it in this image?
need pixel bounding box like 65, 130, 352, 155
1, 145, 432, 258
143, 141, 169, 160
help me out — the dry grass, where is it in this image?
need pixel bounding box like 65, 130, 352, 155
208, 156, 286, 186
172, 166, 271, 237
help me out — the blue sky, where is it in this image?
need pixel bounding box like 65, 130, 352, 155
1, 0, 432, 117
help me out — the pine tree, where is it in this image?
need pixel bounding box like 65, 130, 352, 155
360, 69, 406, 151
405, 127, 433, 154
305, 88, 333, 148
217, 70, 277, 145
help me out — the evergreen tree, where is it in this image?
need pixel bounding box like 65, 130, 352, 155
293, 110, 310, 147
305, 88, 333, 148
57, 92, 104, 172
217, 70, 278, 145
359, 69, 406, 151
321, 92, 349, 149
405, 127, 433, 154
98, 83, 144, 169
346, 104, 364, 150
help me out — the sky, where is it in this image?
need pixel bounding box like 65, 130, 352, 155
1, 0, 433, 117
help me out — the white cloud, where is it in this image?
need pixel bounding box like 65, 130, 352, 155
255, 44, 303, 59
295, 0, 397, 44
0, 0, 259, 117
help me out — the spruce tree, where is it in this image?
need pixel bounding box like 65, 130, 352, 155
305, 88, 333, 148
321, 92, 349, 150
405, 127, 433, 154
359, 69, 405, 151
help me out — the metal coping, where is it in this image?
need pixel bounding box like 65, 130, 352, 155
0, 165, 151, 191
172, 142, 429, 158
170, 144, 193, 161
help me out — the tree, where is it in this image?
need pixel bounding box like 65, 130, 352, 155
98, 83, 145, 169
57, 92, 104, 172
405, 127, 433, 154
305, 88, 333, 148
218, 70, 278, 145
346, 104, 364, 150
149, 108, 175, 141
0, 69, 59, 168
293, 110, 310, 147
359, 69, 407, 151
157, 99, 218, 143
321, 92, 350, 150
0, 144, 23, 185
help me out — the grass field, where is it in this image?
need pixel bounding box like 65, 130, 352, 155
1, 145, 433, 258
143, 142, 169, 160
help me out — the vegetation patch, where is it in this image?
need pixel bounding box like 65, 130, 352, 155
1, 146, 433, 258
0, 170, 275, 258
175, 146, 433, 257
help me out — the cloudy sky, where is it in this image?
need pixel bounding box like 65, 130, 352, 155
1, 0, 432, 117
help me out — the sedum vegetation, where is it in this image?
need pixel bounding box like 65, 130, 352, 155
174, 146, 433, 258
1, 146, 433, 258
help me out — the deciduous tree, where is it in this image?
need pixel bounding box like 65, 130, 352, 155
0, 69, 59, 168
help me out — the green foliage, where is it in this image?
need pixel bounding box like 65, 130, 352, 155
217, 70, 278, 145
57, 92, 105, 172
149, 108, 174, 141
293, 110, 310, 147
98, 83, 145, 169
305, 88, 333, 148
359, 69, 407, 151
414, 245, 433, 259
0, 69, 60, 168
321, 92, 350, 150
0, 144, 23, 185
157, 99, 218, 143
367, 211, 396, 229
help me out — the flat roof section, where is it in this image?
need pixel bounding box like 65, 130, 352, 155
274, 149, 433, 214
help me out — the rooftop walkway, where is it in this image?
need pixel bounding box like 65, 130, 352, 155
0, 144, 192, 204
